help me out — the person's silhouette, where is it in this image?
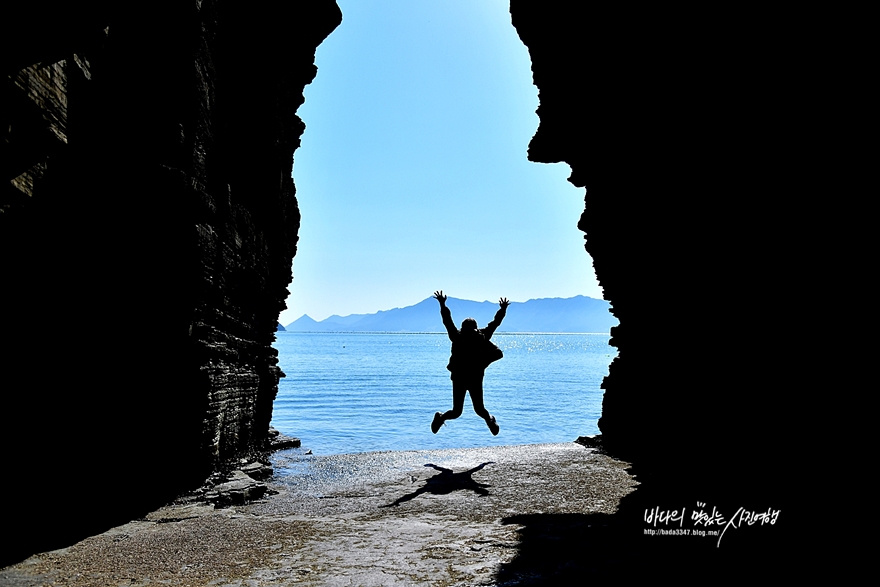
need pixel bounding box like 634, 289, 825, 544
431, 290, 510, 435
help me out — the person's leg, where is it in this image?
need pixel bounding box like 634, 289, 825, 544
442, 378, 467, 421
433, 377, 467, 433
469, 373, 499, 435
469, 374, 492, 422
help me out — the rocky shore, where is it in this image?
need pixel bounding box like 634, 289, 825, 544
0, 442, 640, 586
3, 3, 792, 574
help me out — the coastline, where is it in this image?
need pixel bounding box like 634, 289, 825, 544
1, 442, 640, 586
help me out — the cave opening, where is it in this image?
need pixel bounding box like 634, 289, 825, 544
270, 0, 616, 456
0, 2, 791, 567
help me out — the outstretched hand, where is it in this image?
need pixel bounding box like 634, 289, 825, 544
433, 290, 447, 305
499, 297, 510, 309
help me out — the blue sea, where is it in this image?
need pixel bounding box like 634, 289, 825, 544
270, 332, 616, 456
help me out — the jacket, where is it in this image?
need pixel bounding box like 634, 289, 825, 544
440, 305, 506, 375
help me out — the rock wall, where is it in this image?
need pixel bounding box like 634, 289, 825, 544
2, 0, 794, 565
509, 2, 791, 509
1, 0, 341, 565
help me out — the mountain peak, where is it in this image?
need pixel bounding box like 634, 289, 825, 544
285, 296, 616, 333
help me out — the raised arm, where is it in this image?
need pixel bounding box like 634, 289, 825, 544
434, 290, 457, 340
483, 297, 510, 339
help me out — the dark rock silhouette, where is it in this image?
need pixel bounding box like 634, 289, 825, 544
510, 1, 790, 568
1, 0, 340, 566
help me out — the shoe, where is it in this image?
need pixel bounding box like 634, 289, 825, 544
431, 412, 443, 434
488, 415, 499, 436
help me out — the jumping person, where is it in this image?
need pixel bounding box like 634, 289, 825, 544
431, 290, 510, 435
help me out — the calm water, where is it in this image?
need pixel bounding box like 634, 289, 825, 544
270, 332, 616, 456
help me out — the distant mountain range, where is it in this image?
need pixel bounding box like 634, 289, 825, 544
284, 296, 617, 333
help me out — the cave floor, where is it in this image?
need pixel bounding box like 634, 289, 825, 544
0, 443, 639, 586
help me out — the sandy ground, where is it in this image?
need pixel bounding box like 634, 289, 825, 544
0, 443, 639, 586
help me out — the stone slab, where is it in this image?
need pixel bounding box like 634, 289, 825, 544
0, 443, 637, 586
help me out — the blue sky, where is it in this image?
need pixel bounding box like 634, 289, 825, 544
280, 0, 602, 325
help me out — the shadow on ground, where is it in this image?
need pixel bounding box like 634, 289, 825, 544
380, 462, 495, 507
494, 512, 636, 584
493, 477, 791, 584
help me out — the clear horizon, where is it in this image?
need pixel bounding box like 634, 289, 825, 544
284, 292, 604, 325
280, 0, 603, 325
